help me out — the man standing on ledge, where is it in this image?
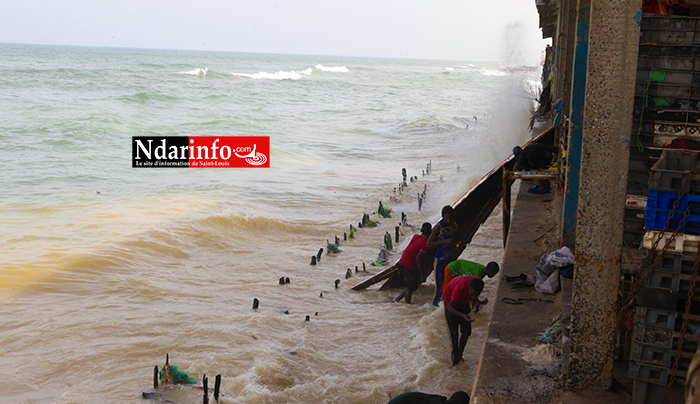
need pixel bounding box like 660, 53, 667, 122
427, 205, 459, 306
444, 275, 484, 366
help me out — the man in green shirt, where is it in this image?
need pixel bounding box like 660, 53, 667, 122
441, 260, 499, 294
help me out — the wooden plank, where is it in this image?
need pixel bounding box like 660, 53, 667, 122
503, 167, 512, 248
350, 264, 400, 291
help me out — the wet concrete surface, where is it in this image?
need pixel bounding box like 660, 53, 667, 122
470, 180, 632, 404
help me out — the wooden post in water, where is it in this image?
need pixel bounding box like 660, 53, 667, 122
395, 226, 399, 243
310, 256, 317, 265
317, 248, 323, 261
214, 375, 221, 403
153, 365, 159, 389
253, 298, 259, 309
203, 374, 208, 404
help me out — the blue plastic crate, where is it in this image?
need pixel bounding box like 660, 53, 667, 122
647, 188, 700, 214
645, 207, 700, 234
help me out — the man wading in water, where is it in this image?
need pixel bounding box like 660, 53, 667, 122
392, 222, 432, 304
427, 205, 459, 306
443, 275, 484, 366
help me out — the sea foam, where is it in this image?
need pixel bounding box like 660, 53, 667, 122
231, 65, 348, 80
232, 70, 303, 80
314, 64, 349, 73
480, 68, 508, 77
179, 67, 208, 76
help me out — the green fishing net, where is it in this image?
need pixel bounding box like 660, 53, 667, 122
160, 364, 197, 385
377, 202, 392, 218
327, 240, 342, 253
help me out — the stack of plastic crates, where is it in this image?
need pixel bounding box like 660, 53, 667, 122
635, 15, 700, 150
631, 149, 700, 403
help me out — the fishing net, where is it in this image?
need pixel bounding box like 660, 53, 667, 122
160, 364, 197, 385
327, 240, 342, 253
377, 202, 392, 218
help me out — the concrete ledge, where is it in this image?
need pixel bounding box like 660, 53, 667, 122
471, 180, 564, 404
471, 180, 632, 404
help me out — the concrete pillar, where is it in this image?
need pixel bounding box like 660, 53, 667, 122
566, 0, 641, 390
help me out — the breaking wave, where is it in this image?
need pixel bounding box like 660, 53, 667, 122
231, 65, 349, 80
397, 115, 466, 135
314, 64, 349, 73
232, 70, 304, 80
480, 68, 509, 77
192, 213, 310, 236
178, 67, 208, 76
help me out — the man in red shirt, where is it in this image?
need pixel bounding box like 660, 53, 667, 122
443, 275, 484, 366
392, 222, 432, 304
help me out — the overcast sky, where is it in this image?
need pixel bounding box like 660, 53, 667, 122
1, 0, 548, 63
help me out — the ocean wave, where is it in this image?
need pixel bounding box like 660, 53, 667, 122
480, 68, 509, 77
193, 213, 310, 236
178, 67, 208, 76
231, 65, 348, 81
445, 67, 455, 71
314, 64, 349, 73
397, 115, 464, 135
232, 70, 303, 80
119, 92, 179, 102
299, 68, 313, 75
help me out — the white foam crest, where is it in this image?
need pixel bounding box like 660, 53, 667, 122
298, 68, 313, 75
232, 70, 303, 80
314, 64, 349, 73
445, 67, 455, 71
179, 67, 208, 76
480, 68, 508, 77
